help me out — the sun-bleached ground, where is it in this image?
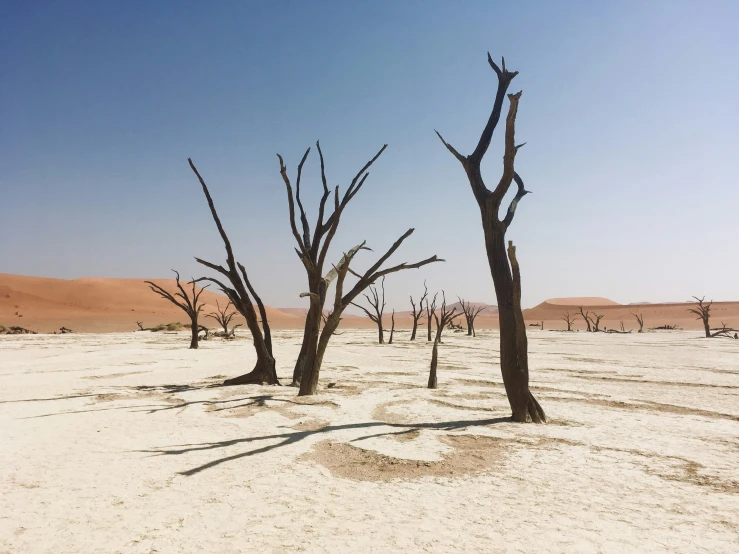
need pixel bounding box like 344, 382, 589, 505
1, 329, 738, 553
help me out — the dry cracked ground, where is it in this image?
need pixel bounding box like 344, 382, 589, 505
1, 329, 738, 553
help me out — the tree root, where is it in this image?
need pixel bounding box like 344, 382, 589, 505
223, 360, 280, 386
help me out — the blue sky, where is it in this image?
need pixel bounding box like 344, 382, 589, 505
1, 0, 738, 310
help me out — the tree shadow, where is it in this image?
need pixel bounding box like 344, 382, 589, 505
140, 416, 510, 477
0, 393, 101, 404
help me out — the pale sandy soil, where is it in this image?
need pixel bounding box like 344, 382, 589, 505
2, 329, 738, 553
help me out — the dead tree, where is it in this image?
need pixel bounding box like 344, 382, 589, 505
710, 322, 739, 338
428, 292, 462, 389
389, 310, 396, 344
351, 277, 386, 344
632, 313, 644, 333
561, 311, 576, 331
426, 292, 438, 342
687, 296, 739, 338
589, 313, 604, 332
145, 271, 207, 349
409, 282, 428, 340
652, 323, 680, 330
435, 53, 545, 422
577, 306, 592, 332
278, 141, 443, 395
688, 296, 712, 338
467, 303, 485, 337
206, 299, 238, 336
135, 321, 152, 332
188, 159, 278, 385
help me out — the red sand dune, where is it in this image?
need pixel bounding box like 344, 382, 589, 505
0, 274, 302, 333
544, 297, 620, 306
2, 274, 737, 334
523, 299, 739, 331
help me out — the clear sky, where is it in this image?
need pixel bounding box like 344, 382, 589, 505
2, 0, 738, 311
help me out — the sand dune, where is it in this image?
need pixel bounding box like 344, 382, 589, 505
3, 274, 739, 334
524, 300, 739, 331
545, 297, 620, 306
0, 274, 303, 333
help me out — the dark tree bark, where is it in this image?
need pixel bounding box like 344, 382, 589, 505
277, 142, 443, 395
351, 276, 386, 344
145, 270, 207, 349
428, 292, 462, 389
561, 310, 576, 331
577, 306, 592, 332
188, 159, 278, 385
206, 299, 238, 335
409, 281, 428, 340
426, 293, 438, 342
632, 313, 644, 333
389, 310, 395, 344
435, 53, 545, 423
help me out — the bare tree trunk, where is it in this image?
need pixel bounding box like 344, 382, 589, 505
428, 337, 439, 389
292, 328, 309, 387
190, 316, 199, 349
388, 310, 395, 344
410, 318, 418, 341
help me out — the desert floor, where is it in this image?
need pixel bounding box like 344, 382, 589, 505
2, 330, 738, 553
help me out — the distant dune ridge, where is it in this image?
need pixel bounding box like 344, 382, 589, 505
1, 274, 737, 333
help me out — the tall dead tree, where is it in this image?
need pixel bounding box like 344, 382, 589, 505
278, 142, 443, 395
145, 271, 207, 349
428, 292, 462, 389
561, 310, 576, 331
409, 282, 428, 340
632, 313, 644, 333
351, 277, 386, 344
589, 312, 604, 332
577, 306, 592, 332
188, 159, 278, 386
426, 292, 438, 341
389, 310, 396, 344
206, 299, 239, 336
435, 53, 545, 422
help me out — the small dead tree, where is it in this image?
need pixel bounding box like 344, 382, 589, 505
561, 311, 576, 331
426, 292, 438, 342
632, 313, 644, 333
428, 292, 462, 389
688, 296, 739, 338
436, 53, 545, 422
688, 296, 712, 338
145, 271, 207, 349
466, 303, 485, 337
351, 277, 386, 344
206, 299, 239, 336
577, 306, 592, 332
589, 313, 604, 332
278, 142, 443, 395
188, 159, 277, 385
389, 310, 396, 344
409, 282, 428, 340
